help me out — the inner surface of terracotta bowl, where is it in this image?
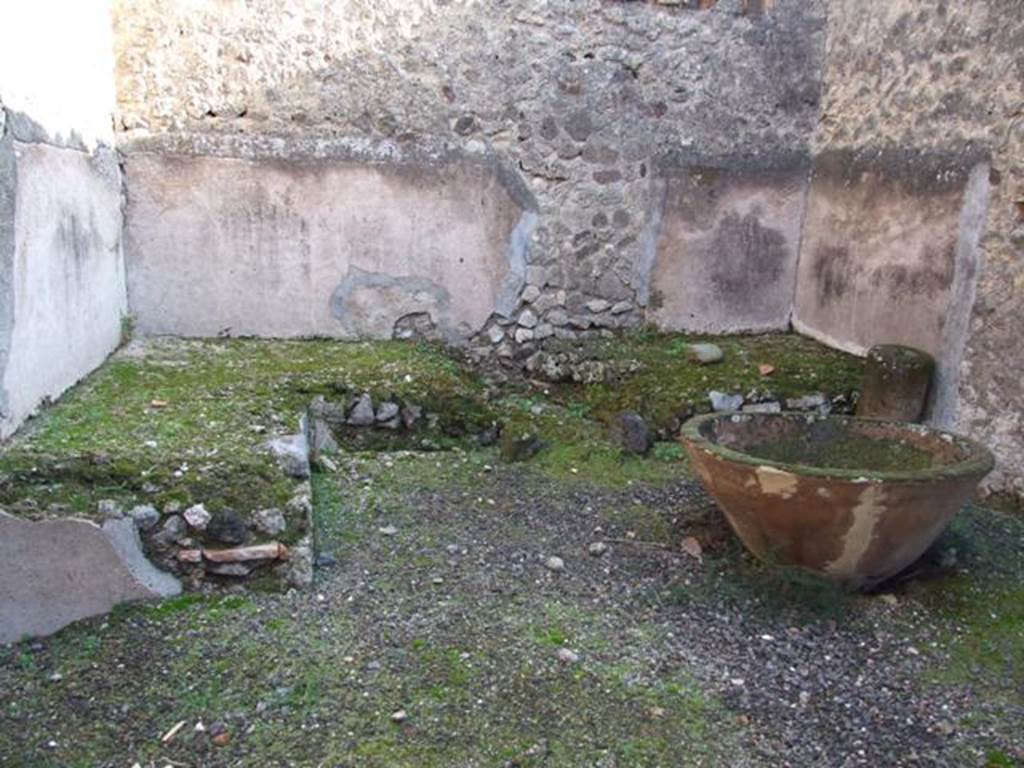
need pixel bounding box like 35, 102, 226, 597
680, 413, 994, 589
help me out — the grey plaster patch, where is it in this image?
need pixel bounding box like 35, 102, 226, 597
330, 268, 455, 341
0, 510, 181, 644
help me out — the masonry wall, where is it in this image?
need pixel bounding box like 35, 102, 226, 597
0, 2, 127, 439
809, 0, 1024, 499
112, 0, 826, 345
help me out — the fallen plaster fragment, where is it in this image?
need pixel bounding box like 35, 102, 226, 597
0, 510, 181, 644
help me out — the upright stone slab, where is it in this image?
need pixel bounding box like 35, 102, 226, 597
857, 345, 934, 423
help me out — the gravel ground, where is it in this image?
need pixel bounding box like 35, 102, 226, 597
1, 449, 1021, 767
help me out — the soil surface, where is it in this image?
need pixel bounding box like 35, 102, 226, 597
1, 448, 1021, 767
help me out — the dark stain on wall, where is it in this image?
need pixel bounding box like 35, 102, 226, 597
707, 211, 788, 302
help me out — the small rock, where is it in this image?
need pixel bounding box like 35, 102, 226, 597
500, 432, 546, 462
212, 731, 231, 747
96, 499, 123, 520
514, 327, 535, 343
785, 393, 828, 411
128, 504, 160, 530
183, 503, 211, 531
206, 509, 249, 545
252, 508, 287, 536
686, 343, 724, 365
266, 433, 311, 479
177, 548, 202, 563
376, 401, 400, 424
586, 299, 610, 313
159, 515, 188, 545
709, 391, 743, 412
533, 323, 554, 341
314, 552, 338, 569
555, 648, 579, 664
545, 555, 565, 572
759, 363, 776, 376
518, 309, 538, 329
347, 393, 375, 426
521, 285, 541, 303
401, 404, 423, 430
487, 325, 505, 344
680, 536, 703, 562
610, 301, 632, 315
390, 710, 408, 723
206, 562, 250, 577
478, 422, 502, 447
379, 525, 398, 536
742, 401, 782, 414
588, 542, 609, 557
610, 411, 652, 455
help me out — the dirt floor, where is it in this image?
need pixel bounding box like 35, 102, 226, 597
0, 336, 1021, 767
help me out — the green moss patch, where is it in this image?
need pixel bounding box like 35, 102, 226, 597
549, 330, 863, 431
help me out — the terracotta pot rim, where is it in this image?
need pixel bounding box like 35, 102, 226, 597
680, 412, 995, 483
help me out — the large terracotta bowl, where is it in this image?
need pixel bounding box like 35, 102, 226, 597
680, 412, 994, 589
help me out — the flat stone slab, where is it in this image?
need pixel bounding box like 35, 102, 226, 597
0, 511, 180, 644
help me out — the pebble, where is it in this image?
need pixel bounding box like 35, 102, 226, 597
686, 343, 724, 365
588, 542, 609, 557
555, 648, 579, 664
545, 556, 565, 572
390, 710, 408, 723
379, 525, 398, 536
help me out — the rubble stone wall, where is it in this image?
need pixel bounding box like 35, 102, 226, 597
112, 0, 827, 344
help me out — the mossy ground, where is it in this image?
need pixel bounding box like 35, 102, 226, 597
1, 334, 1021, 765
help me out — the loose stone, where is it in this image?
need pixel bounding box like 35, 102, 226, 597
611, 411, 652, 455
183, 503, 211, 531
347, 393, 375, 426
686, 343, 724, 365
206, 509, 249, 545
545, 555, 565, 572
252, 507, 286, 536
709, 391, 744, 412
128, 504, 160, 530
588, 542, 609, 557
555, 648, 579, 663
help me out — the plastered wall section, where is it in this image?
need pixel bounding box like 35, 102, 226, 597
0, 1, 127, 439
808, 0, 1023, 498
